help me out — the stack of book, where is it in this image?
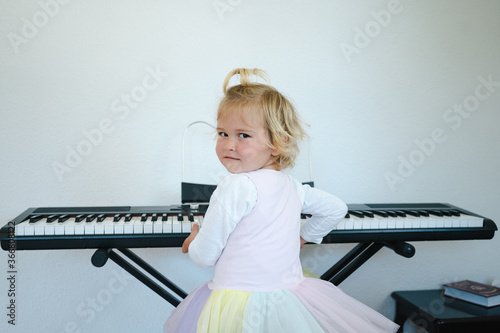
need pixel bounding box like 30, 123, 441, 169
443, 280, 500, 308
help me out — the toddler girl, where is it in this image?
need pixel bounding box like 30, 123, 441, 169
164, 68, 399, 332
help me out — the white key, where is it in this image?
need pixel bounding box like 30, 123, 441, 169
172, 215, 182, 233
45, 221, 56, 235
387, 217, 397, 229
14, 221, 26, 236
103, 217, 116, 234
153, 214, 166, 234
343, 217, 355, 230
163, 214, 173, 233
378, 218, 388, 229
181, 215, 192, 233
58, 217, 74, 235
93, 215, 107, 235
193, 215, 204, 228
54, 219, 66, 235
351, 216, 364, 229
132, 216, 144, 234
112, 214, 127, 234
334, 220, 347, 230
143, 214, 154, 234
74, 216, 86, 235
367, 218, 380, 230
84, 215, 98, 235
464, 214, 483, 227
29, 217, 46, 236
123, 216, 135, 234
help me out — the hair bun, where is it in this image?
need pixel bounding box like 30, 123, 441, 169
223, 68, 269, 93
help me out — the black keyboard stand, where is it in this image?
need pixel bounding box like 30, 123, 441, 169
89, 241, 415, 308
320, 241, 415, 285
91, 248, 188, 307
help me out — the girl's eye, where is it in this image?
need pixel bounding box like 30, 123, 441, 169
239, 133, 250, 138
218, 132, 228, 137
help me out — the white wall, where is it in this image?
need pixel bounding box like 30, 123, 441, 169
1, 1, 499, 332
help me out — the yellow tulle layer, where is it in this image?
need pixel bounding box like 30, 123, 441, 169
197, 289, 250, 332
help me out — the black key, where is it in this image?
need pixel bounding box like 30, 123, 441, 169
177, 214, 184, 221
151, 214, 158, 222
97, 214, 106, 222
405, 210, 420, 217
363, 211, 374, 218
386, 211, 398, 217
86, 214, 97, 222
395, 210, 407, 217
47, 215, 58, 223
349, 210, 364, 218
58, 215, 69, 223
113, 214, 122, 222
75, 214, 85, 222
188, 214, 194, 222
417, 210, 429, 217
125, 214, 132, 222
371, 210, 388, 218
440, 210, 452, 217
141, 214, 148, 222
161, 214, 168, 221
426, 210, 443, 217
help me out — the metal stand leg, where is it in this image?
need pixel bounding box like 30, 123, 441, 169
321, 243, 384, 285
91, 248, 188, 307
320, 241, 415, 285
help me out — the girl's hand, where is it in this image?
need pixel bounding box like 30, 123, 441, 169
182, 223, 199, 253
300, 236, 307, 248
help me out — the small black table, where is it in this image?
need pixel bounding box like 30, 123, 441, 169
392, 289, 500, 333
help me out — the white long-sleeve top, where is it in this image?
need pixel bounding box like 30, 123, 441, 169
188, 170, 347, 286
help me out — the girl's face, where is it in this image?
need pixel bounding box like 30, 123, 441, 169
216, 109, 279, 174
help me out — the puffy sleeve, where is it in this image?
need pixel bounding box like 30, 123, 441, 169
291, 178, 348, 244
188, 174, 257, 267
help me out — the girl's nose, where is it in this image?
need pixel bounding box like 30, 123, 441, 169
226, 138, 236, 151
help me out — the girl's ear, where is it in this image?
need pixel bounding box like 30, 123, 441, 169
271, 148, 280, 157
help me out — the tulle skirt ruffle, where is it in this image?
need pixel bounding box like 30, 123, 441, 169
164, 278, 399, 333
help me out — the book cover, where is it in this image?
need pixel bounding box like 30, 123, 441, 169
443, 280, 500, 308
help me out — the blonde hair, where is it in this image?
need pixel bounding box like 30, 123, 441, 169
217, 68, 307, 170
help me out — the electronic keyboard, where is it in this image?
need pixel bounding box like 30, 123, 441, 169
1, 203, 496, 251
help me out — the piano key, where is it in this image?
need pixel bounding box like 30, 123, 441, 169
143, 216, 154, 233
54, 217, 66, 235
62, 216, 79, 236
86, 214, 97, 222
152, 219, 163, 233
123, 216, 136, 234
172, 215, 182, 233
179, 215, 191, 233
133, 216, 144, 234
103, 217, 116, 234
349, 211, 364, 218
34, 217, 48, 235
75, 214, 85, 222
92, 215, 107, 234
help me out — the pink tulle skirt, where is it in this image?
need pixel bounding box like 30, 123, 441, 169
164, 277, 399, 332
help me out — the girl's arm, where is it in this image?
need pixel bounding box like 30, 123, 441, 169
298, 184, 348, 244
184, 174, 257, 267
